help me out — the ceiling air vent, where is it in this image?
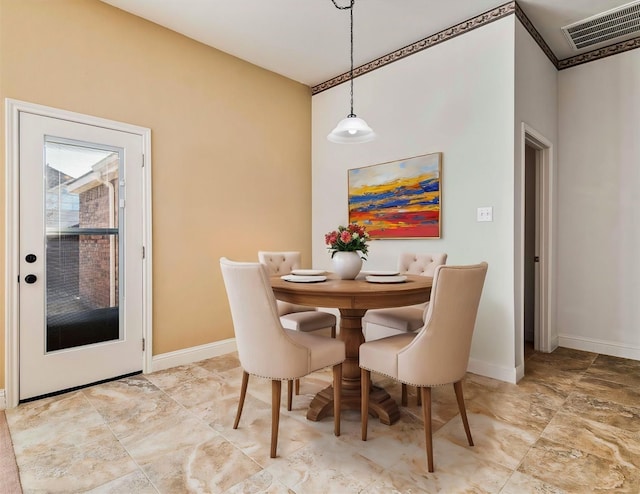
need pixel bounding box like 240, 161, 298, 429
562, 0, 640, 50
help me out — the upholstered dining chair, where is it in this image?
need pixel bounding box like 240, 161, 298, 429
360, 262, 488, 472
220, 258, 345, 458
259, 251, 338, 395
258, 251, 337, 339
363, 252, 447, 405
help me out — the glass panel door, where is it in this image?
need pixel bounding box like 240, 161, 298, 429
19, 110, 145, 401
44, 139, 122, 352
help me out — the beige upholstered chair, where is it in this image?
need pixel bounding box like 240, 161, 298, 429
258, 251, 337, 339
259, 251, 338, 395
360, 262, 488, 472
363, 252, 447, 405
220, 258, 345, 458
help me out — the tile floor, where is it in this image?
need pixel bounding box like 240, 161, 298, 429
5, 346, 640, 493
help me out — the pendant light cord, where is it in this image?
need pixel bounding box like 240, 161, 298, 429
331, 0, 356, 117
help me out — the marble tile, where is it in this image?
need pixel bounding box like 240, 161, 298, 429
463, 379, 556, 434
466, 372, 565, 412
541, 410, 640, 469
367, 437, 513, 494
437, 413, 539, 470
223, 469, 294, 494
83, 377, 186, 440
517, 361, 579, 406
500, 471, 568, 493
381, 380, 463, 431
144, 362, 214, 392
264, 435, 385, 492
518, 437, 640, 493
162, 372, 237, 415
576, 375, 640, 409
523, 357, 586, 381
121, 413, 219, 467
16, 434, 139, 493
5, 391, 93, 432
85, 470, 158, 493
337, 408, 428, 470
180, 385, 242, 431
196, 352, 241, 374
217, 393, 325, 467
6, 348, 640, 494
562, 392, 640, 433
526, 347, 597, 370
585, 354, 640, 387
142, 435, 262, 493
8, 397, 112, 456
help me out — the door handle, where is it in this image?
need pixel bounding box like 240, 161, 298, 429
24, 274, 37, 284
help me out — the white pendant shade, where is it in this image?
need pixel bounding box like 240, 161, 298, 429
327, 115, 376, 143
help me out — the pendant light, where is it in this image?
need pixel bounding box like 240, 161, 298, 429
327, 0, 375, 144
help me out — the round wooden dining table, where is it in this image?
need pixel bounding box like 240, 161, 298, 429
270, 272, 433, 425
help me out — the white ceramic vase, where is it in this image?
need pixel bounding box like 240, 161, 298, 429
331, 251, 363, 280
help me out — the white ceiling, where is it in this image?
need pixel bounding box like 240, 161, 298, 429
100, 0, 637, 86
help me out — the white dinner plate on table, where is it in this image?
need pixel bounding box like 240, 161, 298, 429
365, 275, 407, 284
281, 274, 327, 283
290, 269, 326, 276
363, 270, 400, 276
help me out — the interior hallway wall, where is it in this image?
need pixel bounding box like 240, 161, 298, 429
514, 19, 558, 373
557, 49, 640, 359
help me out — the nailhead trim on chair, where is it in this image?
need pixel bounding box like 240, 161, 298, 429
246, 370, 327, 381
358, 365, 461, 388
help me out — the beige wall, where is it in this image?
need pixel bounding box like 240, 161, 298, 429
0, 0, 312, 388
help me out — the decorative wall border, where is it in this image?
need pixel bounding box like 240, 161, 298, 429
514, 2, 558, 67
312, 0, 640, 92
311, 1, 516, 95
558, 36, 640, 70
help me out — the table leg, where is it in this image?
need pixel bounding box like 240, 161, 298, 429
306, 309, 400, 425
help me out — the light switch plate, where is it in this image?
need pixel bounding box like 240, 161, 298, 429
477, 207, 493, 222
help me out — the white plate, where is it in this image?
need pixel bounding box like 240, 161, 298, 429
290, 269, 326, 276
363, 270, 400, 276
365, 275, 407, 284
281, 274, 327, 283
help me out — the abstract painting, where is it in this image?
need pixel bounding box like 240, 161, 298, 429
348, 152, 441, 239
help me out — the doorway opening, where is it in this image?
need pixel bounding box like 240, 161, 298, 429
519, 124, 555, 380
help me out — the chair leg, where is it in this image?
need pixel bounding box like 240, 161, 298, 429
420, 386, 434, 472
271, 380, 282, 458
454, 381, 473, 446
295, 378, 300, 395
234, 371, 249, 429
333, 364, 342, 436
401, 383, 408, 406
361, 369, 370, 441
330, 325, 336, 338
287, 380, 293, 411
417, 386, 422, 406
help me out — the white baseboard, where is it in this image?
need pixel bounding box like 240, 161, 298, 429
0, 389, 6, 410
515, 363, 525, 383
558, 334, 640, 360
467, 358, 517, 384
150, 338, 237, 373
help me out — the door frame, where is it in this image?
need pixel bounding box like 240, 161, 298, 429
517, 123, 555, 380
4, 99, 153, 408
